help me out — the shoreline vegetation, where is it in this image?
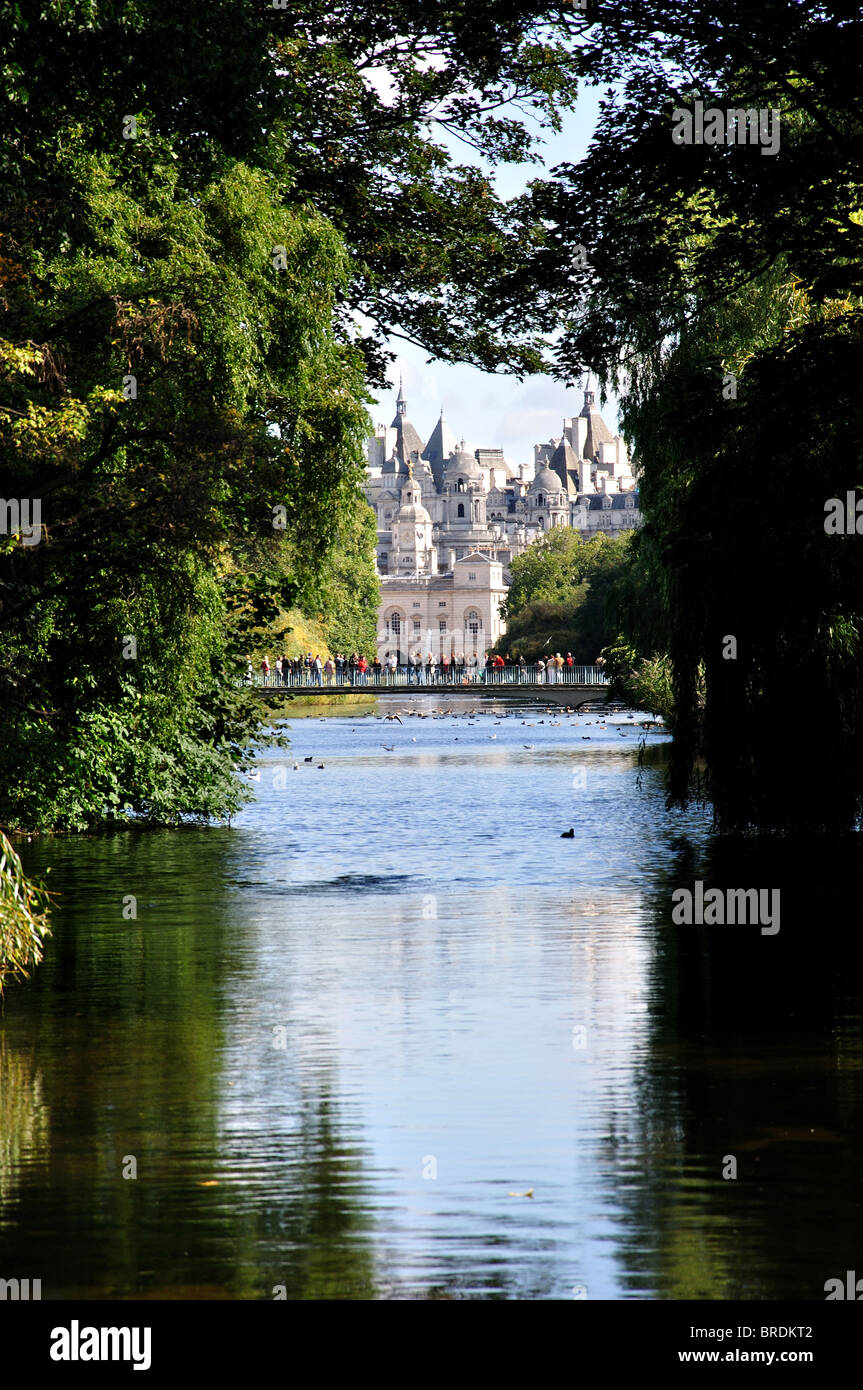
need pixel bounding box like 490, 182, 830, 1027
0, 833, 52, 994
2, 5, 862, 983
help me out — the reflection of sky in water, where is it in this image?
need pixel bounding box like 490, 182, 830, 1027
217, 704, 688, 1297
6, 699, 862, 1299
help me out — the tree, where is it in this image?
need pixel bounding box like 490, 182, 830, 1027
0, 832, 51, 992
519, 2, 863, 829
2, 0, 591, 382
0, 129, 370, 831
498, 529, 633, 663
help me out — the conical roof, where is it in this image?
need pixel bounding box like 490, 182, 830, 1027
383, 381, 425, 473
422, 409, 459, 490
579, 384, 615, 462
549, 437, 582, 497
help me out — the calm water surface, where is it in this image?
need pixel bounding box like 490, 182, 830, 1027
3, 697, 863, 1299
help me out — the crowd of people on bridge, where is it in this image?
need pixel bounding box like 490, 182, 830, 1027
246, 651, 591, 686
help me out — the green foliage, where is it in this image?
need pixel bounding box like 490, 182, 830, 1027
316, 494, 380, 658
521, 5, 863, 829
0, 122, 369, 832
599, 639, 679, 726
1, 0, 589, 382
0, 832, 51, 992
499, 529, 634, 663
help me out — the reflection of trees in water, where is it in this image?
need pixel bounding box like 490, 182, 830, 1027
602, 834, 863, 1300
0, 1035, 51, 1209
8, 830, 381, 1299
247, 1092, 379, 1300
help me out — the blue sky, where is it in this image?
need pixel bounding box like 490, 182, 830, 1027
366, 87, 621, 467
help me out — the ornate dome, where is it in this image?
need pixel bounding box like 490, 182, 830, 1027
444, 441, 482, 480
529, 465, 565, 495
396, 499, 431, 525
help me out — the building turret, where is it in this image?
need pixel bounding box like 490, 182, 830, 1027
391, 460, 437, 574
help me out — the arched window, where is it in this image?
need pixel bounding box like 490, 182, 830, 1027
457, 503, 465, 518
537, 494, 543, 505
390, 613, 401, 635
457, 479, 465, 492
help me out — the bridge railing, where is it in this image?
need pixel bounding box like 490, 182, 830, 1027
240, 664, 609, 690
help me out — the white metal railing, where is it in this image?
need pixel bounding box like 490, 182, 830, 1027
241, 664, 608, 689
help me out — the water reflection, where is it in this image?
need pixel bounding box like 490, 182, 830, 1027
1, 708, 861, 1299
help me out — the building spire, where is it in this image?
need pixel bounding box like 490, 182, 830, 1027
396, 375, 406, 417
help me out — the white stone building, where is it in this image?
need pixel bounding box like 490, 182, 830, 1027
365, 380, 640, 663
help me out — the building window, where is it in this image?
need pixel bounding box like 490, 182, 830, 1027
390, 614, 401, 635
439, 601, 447, 608
537, 494, 543, 505
439, 620, 447, 633
457, 503, 465, 517
412, 601, 421, 608
457, 480, 465, 492
468, 572, 476, 580
413, 621, 421, 635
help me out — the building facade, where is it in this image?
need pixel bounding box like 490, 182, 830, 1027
365, 380, 641, 663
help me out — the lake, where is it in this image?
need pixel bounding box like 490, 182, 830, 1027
3, 696, 862, 1299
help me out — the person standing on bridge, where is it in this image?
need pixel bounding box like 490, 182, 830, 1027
260, 655, 270, 683
537, 657, 546, 684
324, 656, 335, 685
519, 654, 527, 683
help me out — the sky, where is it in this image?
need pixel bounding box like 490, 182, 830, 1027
366, 86, 622, 468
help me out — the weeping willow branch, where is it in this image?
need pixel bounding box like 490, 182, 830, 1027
0, 832, 52, 992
